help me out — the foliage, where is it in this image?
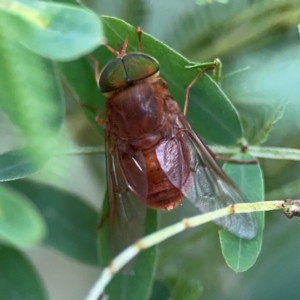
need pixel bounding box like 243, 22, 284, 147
1, 0, 300, 299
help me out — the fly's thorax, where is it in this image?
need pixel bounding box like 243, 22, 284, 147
105, 81, 169, 140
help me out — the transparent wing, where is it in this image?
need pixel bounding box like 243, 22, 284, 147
105, 135, 147, 258
158, 114, 257, 239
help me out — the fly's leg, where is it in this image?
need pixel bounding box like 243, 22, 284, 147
95, 212, 109, 230
184, 60, 257, 165
183, 60, 220, 116
136, 27, 143, 52
212, 58, 222, 85
85, 54, 106, 125
80, 102, 105, 125
87, 54, 100, 85
185, 59, 222, 85
87, 34, 130, 84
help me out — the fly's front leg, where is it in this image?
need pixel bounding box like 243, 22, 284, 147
136, 27, 143, 52
80, 102, 105, 126
87, 54, 101, 86
84, 54, 106, 125
95, 212, 109, 230
87, 35, 129, 86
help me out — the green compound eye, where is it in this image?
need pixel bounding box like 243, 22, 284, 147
99, 58, 127, 93
99, 53, 160, 93
123, 53, 159, 81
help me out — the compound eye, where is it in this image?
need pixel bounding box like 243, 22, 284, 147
99, 58, 127, 93
123, 53, 159, 81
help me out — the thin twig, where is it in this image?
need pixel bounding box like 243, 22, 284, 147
56, 145, 300, 161
210, 145, 300, 161
85, 199, 300, 300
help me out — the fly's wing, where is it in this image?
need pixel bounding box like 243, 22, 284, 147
155, 137, 190, 190
157, 114, 257, 239
105, 135, 148, 258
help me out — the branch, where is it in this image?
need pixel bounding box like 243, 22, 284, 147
57, 145, 300, 161
210, 145, 300, 161
85, 199, 300, 300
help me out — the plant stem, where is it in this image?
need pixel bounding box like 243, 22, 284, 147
85, 199, 300, 300
58, 145, 300, 161
209, 145, 300, 161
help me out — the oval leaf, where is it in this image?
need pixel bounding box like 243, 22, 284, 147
0, 10, 65, 176
234, 96, 286, 145
165, 276, 203, 300
0, 0, 105, 60
219, 153, 264, 272
0, 185, 46, 248
6, 179, 99, 265
150, 281, 171, 300
0, 147, 49, 182
97, 193, 158, 300
0, 11, 64, 141
82, 16, 242, 145
0, 245, 47, 300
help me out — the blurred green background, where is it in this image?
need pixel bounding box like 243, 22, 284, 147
1, 0, 300, 299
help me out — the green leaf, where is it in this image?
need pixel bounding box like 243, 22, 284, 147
0, 12, 64, 139
90, 16, 242, 145
234, 96, 286, 145
6, 180, 99, 265
0, 245, 47, 300
219, 153, 264, 272
166, 275, 203, 300
0, 0, 105, 61
0, 185, 46, 248
266, 178, 300, 200
0, 147, 49, 182
150, 281, 171, 300
98, 193, 158, 300
0, 10, 64, 174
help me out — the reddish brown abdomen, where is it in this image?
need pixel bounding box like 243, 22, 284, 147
143, 148, 183, 210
